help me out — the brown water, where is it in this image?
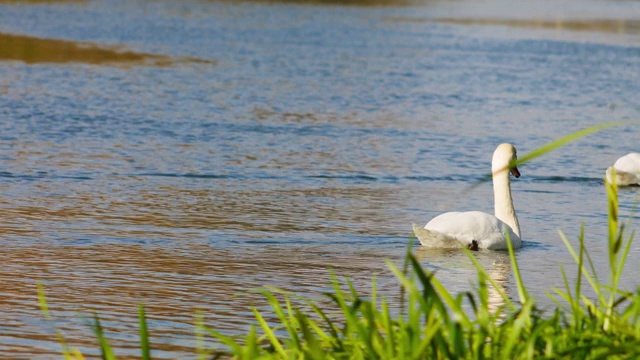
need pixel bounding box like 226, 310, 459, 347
0, 0, 639, 357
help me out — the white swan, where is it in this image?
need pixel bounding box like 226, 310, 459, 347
412, 143, 522, 250
605, 153, 640, 186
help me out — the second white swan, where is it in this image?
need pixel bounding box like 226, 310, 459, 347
605, 153, 640, 187
413, 143, 522, 250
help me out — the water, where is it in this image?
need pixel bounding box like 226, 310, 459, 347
0, 0, 639, 357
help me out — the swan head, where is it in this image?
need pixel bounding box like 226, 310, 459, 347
492, 143, 520, 178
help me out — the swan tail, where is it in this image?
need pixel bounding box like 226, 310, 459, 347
412, 223, 465, 248
607, 165, 640, 186
612, 170, 640, 186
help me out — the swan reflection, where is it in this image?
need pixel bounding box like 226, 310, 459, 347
414, 247, 513, 314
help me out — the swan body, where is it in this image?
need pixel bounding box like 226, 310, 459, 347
413, 143, 522, 250
606, 153, 640, 186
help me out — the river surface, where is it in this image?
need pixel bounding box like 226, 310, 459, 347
0, 0, 639, 358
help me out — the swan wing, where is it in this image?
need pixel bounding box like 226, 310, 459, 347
609, 153, 640, 186
421, 211, 520, 250
609, 169, 640, 186
412, 223, 467, 248
614, 153, 640, 174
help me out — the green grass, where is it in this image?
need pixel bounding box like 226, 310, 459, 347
37, 121, 640, 359
188, 168, 638, 359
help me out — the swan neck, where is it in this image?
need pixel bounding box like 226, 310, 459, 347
493, 169, 521, 238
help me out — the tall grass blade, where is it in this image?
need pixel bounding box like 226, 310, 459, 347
380, 301, 396, 358
253, 308, 287, 358
420, 270, 471, 327
575, 225, 585, 316
605, 173, 619, 331
243, 325, 260, 359
385, 259, 441, 318
37, 281, 51, 320
516, 120, 634, 166
259, 289, 301, 349
202, 324, 243, 356
606, 177, 620, 273
616, 230, 635, 290
138, 304, 151, 360
464, 248, 516, 311
398, 255, 448, 320
69, 348, 87, 360
296, 309, 325, 358
37, 282, 83, 360
467, 120, 637, 190
195, 311, 210, 360
400, 236, 416, 315
506, 231, 528, 304
558, 230, 605, 309
503, 299, 534, 356
92, 313, 116, 360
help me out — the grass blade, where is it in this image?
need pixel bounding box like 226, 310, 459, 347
92, 313, 116, 360
466, 120, 637, 191
506, 231, 528, 304
253, 308, 288, 358
202, 324, 243, 356
138, 304, 151, 360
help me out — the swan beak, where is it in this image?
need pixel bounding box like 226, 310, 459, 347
510, 166, 521, 178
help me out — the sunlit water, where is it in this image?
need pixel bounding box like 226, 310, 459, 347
0, 0, 639, 357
